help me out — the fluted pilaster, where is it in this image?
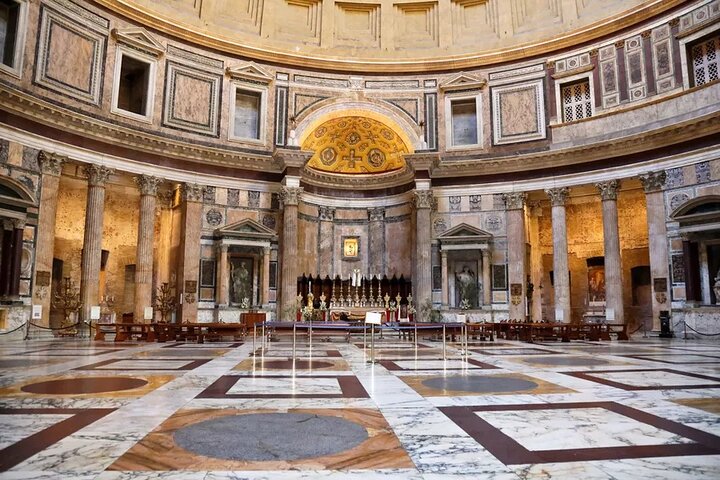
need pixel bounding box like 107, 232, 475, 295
133, 175, 161, 322
545, 187, 571, 323
595, 180, 624, 323
639, 171, 669, 330
279, 186, 303, 317
413, 189, 434, 304
502, 192, 527, 320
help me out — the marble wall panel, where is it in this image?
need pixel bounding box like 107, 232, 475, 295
624, 34, 647, 101
385, 219, 412, 278
298, 217, 319, 275
651, 24, 676, 93
162, 61, 222, 136
599, 44, 620, 108
491, 79, 546, 144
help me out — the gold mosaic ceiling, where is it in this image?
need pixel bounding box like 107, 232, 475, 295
303, 117, 410, 175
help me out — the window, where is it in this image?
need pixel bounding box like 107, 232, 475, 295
0, 0, 26, 76
233, 89, 261, 140
561, 79, 593, 122
111, 49, 156, 122
689, 34, 719, 87
117, 55, 150, 115
445, 95, 482, 148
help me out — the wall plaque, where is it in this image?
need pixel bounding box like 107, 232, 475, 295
184, 280, 197, 293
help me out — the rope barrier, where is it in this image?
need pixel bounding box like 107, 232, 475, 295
0, 321, 28, 335
681, 321, 720, 337
28, 321, 81, 331
629, 323, 645, 335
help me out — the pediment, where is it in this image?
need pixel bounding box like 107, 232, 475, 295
439, 72, 487, 92
111, 28, 164, 57
438, 223, 492, 241
216, 218, 276, 239
226, 62, 273, 84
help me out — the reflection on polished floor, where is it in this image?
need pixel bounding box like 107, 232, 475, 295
1, 334, 720, 479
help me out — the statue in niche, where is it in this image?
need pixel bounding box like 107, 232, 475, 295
455, 265, 478, 308
713, 268, 720, 305
230, 259, 252, 305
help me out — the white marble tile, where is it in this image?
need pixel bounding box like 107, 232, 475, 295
226, 376, 343, 395
0, 413, 72, 449
587, 370, 720, 387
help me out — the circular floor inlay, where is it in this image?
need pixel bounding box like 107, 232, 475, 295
21, 377, 148, 394
522, 357, 611, 366
173, 413, 368, 461
261, 359, 334, 369
422, 375, 538, 393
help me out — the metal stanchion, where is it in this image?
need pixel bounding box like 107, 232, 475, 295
309, 318, 313, 352
367, 324, 377, 364
252, 323, 257, 356
684, 320, 688, 340
292, 321, 297, 360
414, 324, 418, 349
442, 324, 447, 360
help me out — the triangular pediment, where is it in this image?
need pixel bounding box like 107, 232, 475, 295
216, 218, 276, 239
439, 72, 487, 92
111, 28, 164, 57
438, 223, 492, 241
226, 62, 273, 84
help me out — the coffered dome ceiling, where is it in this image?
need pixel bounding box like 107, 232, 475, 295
302, 117, 410, 175
93, 0, 681, 72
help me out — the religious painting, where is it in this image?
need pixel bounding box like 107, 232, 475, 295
199, 260, 215, 301
588, 265, 606, 302
269, 261, 277, 289
342, 236, 360, 260
432, 265, 441, 291
492, 264, 507, 290
230, 257, 254, 305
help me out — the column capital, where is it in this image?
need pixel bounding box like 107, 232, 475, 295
368, 206, 385, 221
440, 249, 448, 258
638, 171, 667, 193
502, 192, 527, 210
134, 174, 162, 196
481, 248, 491, 259
595, 180, 620, 201
318, 205, 336, 221
545, 187, 570, 206
215, 243, 229, 253
412, 190, 435, 209
180, 183, 203, 203
263, 246, 271, 255
38, 151, 66, 176
279, 186, 303, 207
82, 164, 113, 187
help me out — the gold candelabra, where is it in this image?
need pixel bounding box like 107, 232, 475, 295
153, 283, 176, 323
52, 277, 82, 335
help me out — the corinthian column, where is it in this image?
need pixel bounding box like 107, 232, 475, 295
368, 207, 385, 275
595, 180, 624, 324
413, 190, 434, 305
546, 187, 571, 323
177, 183, 203, 322
482, 249, 492, 306
318, 206, 335, 275
261, 246, 271, 308
502, 192, 527, 320
279, 186, 303, 318
34, 152, 65, 326
80, 164, 113, 322
639, 171, 669, 331
133, 175, 161, 323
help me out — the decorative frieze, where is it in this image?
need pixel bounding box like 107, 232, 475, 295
180, 183, 203, 203
413, 190, 435, 210
368, 207, 385, 222
545, 187, 569, 206
38, 151, 66, 176
82, 164, 113, 187
318, 206, 336, 221
279, 186, 303, 207
595, 180, 620, 201
638, 171, 666, 193
502, 192, 527, 210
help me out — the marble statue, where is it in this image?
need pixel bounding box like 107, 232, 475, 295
714, 268, 720, 305
455, 265, 478, 308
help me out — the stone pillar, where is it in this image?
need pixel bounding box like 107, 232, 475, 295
318, 206, 335, 275
279, 186, 303, 318
639, 171, 669, 331
9, 219, 24, 298
79, 164, 113, 322
177, 183, 203, 322
546, 187, 572, 323
133, 175, 160, 323
502, 192, 527, 320
595, 180, 624, 323
413, 190, 434, 305
440, 249, 449, 307
482, 249, 492, 306
368, 207, 385, 276
262, 246, 271, 308
0, 221, 14, 297
34, 152, 65, 325
216, 244, 229, 307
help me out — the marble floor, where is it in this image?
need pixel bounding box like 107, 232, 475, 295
1, 332, 719, 479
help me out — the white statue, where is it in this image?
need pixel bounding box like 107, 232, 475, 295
713, 268, 720, 306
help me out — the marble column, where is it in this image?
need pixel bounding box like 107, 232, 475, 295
639, 171, 669, 330
440, 249, 449, 307
413, 190, 434, 305
546, 187, 571, 323
133, 175, 160, 323
262, 246, 271, 307
596, 180, 624, 323
318, 206, 335, 276
279, 186, 303, 318
79, 164, 113, 322
482, 249, 492, 306
368, 207, 385, 275
34, 152, 65, 325
177, 183, 203, 322
216, 244, 229, 307
502, 192, 528, 320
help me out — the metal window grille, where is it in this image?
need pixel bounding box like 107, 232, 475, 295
691, 36, 719, 86
561, 80, 592, 122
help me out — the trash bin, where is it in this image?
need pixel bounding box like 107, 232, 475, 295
659, 310, 673, 338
